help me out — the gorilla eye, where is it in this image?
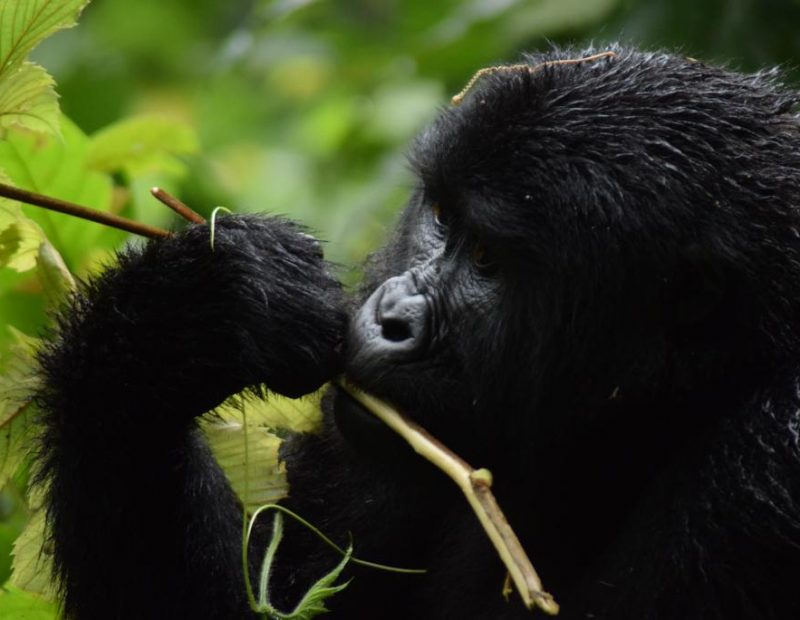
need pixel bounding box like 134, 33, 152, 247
431, 202, 447, 230
472, 243, 498, 274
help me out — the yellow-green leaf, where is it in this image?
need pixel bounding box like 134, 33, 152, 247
0, 217, 44, 272
9, 508, 55, 602
203, 390, 323, 511
87, 115, 199, 177
0, 185, 26, 227
36, 239, 74, 307
0, 117, 118, 271
0, 584, 56, 620
0, 329, 40, 488
0, 180, 48, 272
241, 389, 323, 434
204, 417, 288, 513
0, 0, 89, 79
0, 62, 59, 135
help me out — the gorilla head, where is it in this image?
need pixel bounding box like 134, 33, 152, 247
344, 48, 800, 466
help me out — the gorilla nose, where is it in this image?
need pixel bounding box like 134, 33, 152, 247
348, 273, 431, 363
376, 275, 429, 348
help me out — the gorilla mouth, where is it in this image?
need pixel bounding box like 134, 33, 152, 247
332, 382, 413, 458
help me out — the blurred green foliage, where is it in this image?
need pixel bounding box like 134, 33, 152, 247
2, 0, 800, 599
30, 0, 800, 271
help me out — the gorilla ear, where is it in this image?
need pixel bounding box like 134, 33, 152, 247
667, 245, 728, 325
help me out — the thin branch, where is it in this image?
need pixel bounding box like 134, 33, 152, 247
0, 182, 170, 239
150, 187, 205, 224
338, 380, 560, 616
451, 51, 617, 105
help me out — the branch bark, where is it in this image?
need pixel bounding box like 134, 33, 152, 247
150, 187, 205, 224
0, 182, 171, 239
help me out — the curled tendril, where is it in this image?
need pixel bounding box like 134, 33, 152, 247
209, 206, 233, 251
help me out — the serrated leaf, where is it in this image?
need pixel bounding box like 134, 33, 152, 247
0, 329, 41, 488
0, 187, 46, 272
0, 584, 57, 620
0, 62, 60, 136
0, 183, 26, 225
7, 325, 38, 356
284, 547, 350, 620
87, 115, 199, 177
0, 0, 89, 80
203, 417, 289, 513
9, 508, 55, 602
0, 117, 118, 270
0, 400, 35, 488
203, 391, 323, 511
256, 512, 350, 620
242, 389, 323, 434
0, 217, 44, 272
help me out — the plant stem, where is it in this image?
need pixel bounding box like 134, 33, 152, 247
150, 187, 206, 224
338, 380, 559, 615
0, 182, 170, 239
451, 51, 616, 105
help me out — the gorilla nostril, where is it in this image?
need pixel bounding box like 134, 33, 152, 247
381, 318, 413, 342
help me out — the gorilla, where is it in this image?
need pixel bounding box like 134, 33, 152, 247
35, 46, 800, 619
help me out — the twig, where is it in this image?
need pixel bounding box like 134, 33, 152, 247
338, 380, 560, 616
0, 182, 170, 239
151, 187, 206, 224
451, 51, 616, 105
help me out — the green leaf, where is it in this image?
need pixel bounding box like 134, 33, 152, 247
203, 416, 288, 513
0, 267, 46, 358
87, 115, 199, 177
0, 117, 118, 271
0, 584, 56, 620
282, 546, 350, 620
36, 239, 74, 308
203, 390, 322, 511
0, 188, 46, 273
0, 62, 59, 135
0, 0, 89, 80
0, 329, 40, 490
254, 512, 351, 620
0, 212, 44, 272
9, 504, 55, 602
246, 389, 323, 434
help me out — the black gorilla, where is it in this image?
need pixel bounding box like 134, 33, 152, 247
36, 46, 800, 619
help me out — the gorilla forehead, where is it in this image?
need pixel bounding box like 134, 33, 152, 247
408, 47, 800, 252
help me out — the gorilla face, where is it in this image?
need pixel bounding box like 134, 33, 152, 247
345, 190, 501, 437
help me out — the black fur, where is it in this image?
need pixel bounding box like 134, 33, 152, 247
36, 46, 800, 619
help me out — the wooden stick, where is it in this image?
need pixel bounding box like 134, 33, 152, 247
150, 187, 205, 224
338, 380, 559, 615
0, 182, 170, 239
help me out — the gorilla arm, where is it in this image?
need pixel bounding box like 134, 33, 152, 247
35, 215, 346, 620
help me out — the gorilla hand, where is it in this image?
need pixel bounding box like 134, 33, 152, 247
41, 214, 347, 422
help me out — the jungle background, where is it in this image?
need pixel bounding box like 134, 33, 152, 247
1, 0, 800, 616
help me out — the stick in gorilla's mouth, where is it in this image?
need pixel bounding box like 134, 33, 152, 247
337, 378, 559, 615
